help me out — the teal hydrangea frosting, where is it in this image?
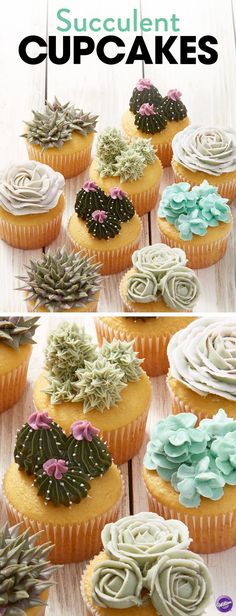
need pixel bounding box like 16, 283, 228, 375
101, 339, 143, 383
159, 180, 230, 240
96, 128, 156, 182
211, 431, 236, 484
171, 456, 225, 507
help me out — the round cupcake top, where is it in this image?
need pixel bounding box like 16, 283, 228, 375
0, 161, 65, 216
124, 244, 201, 311
22, 97, 98, 149
172, 125, 236, 176
0, 316, 39, 349
168, 317, 236, 400
96, 128, 157, 182
159, 180, 231, 240
144, 409, 236, 508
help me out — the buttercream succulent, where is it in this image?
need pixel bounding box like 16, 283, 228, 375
126, 271, 161, 303
97, 128, 128, 163
101, 339, 143, 382
35, 458, 91, 507
172, 125, 236, 176
73, 357, 127, 412
92, 558, 143, 609
96, 128, 156, 181
17, 249, 102, 312
14, 411, 67, 474
132, 244, 187, 283
129, 78, 163, 113
130, 138, 157, 164
171, 456, 225, 507
159, 266, 201, 311
0, 523, 58, 615
135, 104, 167, 134
161, 89, 187, 121
74, 181, 107, 220
115, 149, 146, 182
0, 317, 39, 349
200, 408, 236, 439
211, 431, 236, 484
66, 420, 112, 477
22, 97, 98, 148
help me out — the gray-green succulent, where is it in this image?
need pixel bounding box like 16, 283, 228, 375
0, 317, 39, 349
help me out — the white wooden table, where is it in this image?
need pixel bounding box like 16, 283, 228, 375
0, 0, 236, 313
0, 314, 236, 615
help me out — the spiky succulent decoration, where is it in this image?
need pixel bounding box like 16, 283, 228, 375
17, 249, 102, 312
0, 317, 39, 349
0, 523, 58, 615
73, 357, 127, 412
101, 339, 143, 383
22, 97, 98, 149
96, 128, 156, 181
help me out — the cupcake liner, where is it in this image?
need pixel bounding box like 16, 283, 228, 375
146, 487, 236, 553
0, 358, 31, 413
155, 142, 172, 168
26, 142, 93, 179
172, 164, 236, 204
95, 318, 171, 377
168, 387, 206, 420
101, 407, 149, 465
129, 182, 160, 216
159, 230, 230, 269
0, 210, 63, 249
68, 232, 141, 276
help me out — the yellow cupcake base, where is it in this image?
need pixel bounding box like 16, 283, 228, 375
4, 463, 123, 564
0, 343, 32, 412
0, 195, 64, 250
172, 160, 236, 203
26, 132, 94, 179
143, 467, 236, 553
167, 374, 236, 420
26, 292, 100, 313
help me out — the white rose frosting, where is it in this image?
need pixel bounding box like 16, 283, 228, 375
172, 126, 236, 176
0, 161, 65, 215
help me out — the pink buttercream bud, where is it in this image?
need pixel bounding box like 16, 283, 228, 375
167, 89, 182, 101
110, 187, 127, 200
92, 209, 107, 223
71, 420, 100, 442
83, 180, 98, 192
136, 78, 153, 91
139, 103, 156, 116
28, 411, 53, 430
43, 458, 68, 480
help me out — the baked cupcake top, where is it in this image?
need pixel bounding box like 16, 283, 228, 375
43, 321, 143, 409
123, 244, 201, 310
22, 97, 98, 149
17, 248, 102, 311
86, 512, 212, 615
14, 411, 112, 506
0, 522, 58, 614
144, 409, 236, 508
159, 180, 231, 240
0, 316, 39, 349
172, 125, 236, 176
168, 317, 236, 400
129, 80, 188, 135
74, 180, 136, 240
96, 128, 157, 181
0, 161, 64, 216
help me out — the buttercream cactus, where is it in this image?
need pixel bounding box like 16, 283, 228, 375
0, 317, 39, 413
23, 97, 98, 178
0, 522, 58, 615
73, 357, 127, 413
134, 103, 168, 135
101, 339, 143, 383
17, 248, 102, 313
14, 410, 67, 474
66, 420, 112, 477
129, 78, 163, 113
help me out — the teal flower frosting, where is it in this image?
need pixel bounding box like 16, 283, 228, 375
159, 180, 230, 240
200, 408, 236, 439
171, 456, 225, 507
211, 431, 236, 484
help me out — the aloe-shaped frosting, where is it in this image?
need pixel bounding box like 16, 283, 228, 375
22, 97, 98, 149
0, 317, 39, 349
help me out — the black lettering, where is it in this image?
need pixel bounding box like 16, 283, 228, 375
48, 35, 70, 64
97, 36, 125, 65
181, 36, 196, 64
126, 36, 152, 64
198, 36, 218, 64
74, 37, 95, 63
18, 36, 47, 64
155, 36, 178, 64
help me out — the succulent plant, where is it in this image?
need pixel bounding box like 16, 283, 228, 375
115, 149, 146, 182
101, 339, 143, 383
17, 249, 102, 312
130, 138, 156, 164
0, 317, 39, 349
73, 357, 127, 412
0, 522, 58, 615
22, 97, 98, 149
97, 128, 128, 163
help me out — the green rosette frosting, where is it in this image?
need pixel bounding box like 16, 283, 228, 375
73, 357, 127, 412
126, 271, 161, 303
75, 181, 108, 220
161, 90, 187, 121
86, 209, 121, 239
159, 265, 201, 311
100, 339, 143, 382
14, 411, 67, 475
66, 420, 112, 477
132, 244, 187, 283
34, 458, 90, 507
106, 187, 135, 222
0, 317, 39, 349
129, 78, 163, 113
135, 103, 167, 134
92, 558, 143, 609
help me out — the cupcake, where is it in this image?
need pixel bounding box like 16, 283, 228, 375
120, 244, 201, 312
17, 248, 102, 312
172, 126, 236, 202
0, 317, 38, 413
0, 522, 59, 616
0, 161, 65, 249
157, 181, 233, 268
81, 511, 213, 616
33, 321, 152, 465
95, 316, 195, 378
22, 97, 98, 178
123, 79, 189, 167
167, 317, 236, 420
89, 128, 162, 216
68, 181, 142, 275
4, 412, 123, 564
143, 410, 236, 553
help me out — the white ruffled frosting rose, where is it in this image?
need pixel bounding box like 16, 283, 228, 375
132, 244, 187, 283
0, 161, 65, 215
168, 317, 236, 400
160, 266, 201, 311
172, 126, 236, 176
92, 558, 143, 609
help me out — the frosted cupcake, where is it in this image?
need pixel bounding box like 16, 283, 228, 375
22, 97, 98, 178
0, 161, 64, 249
167, 317, 236, 420
120, 244, 201, 312
143, 410, 236, 553
123, 79, 189, 167
0, 522, 59, 616
4, 412, 123, 564
17, 248, 102, 312
158, 181, 232, 268
81, 511, 212, 616
33, 322, 152, 465
89, 128, 162, 216
68, 181, 142, 275
0, 317, 38, 413
172, 126, 236, 202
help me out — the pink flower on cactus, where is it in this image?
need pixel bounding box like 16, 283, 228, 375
71, 420, 100, 442
28, 411, 53, 430
167, 89, 182, 101
43, 458, 68, 480
92, 209, 107, 223
136, 78, 153, 91
139, 103, 156, 116
83, 180, 98, 192
110, 187, 127, 200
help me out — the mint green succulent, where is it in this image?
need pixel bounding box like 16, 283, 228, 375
73, 357, 127, 412
101, 339, 143, 382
